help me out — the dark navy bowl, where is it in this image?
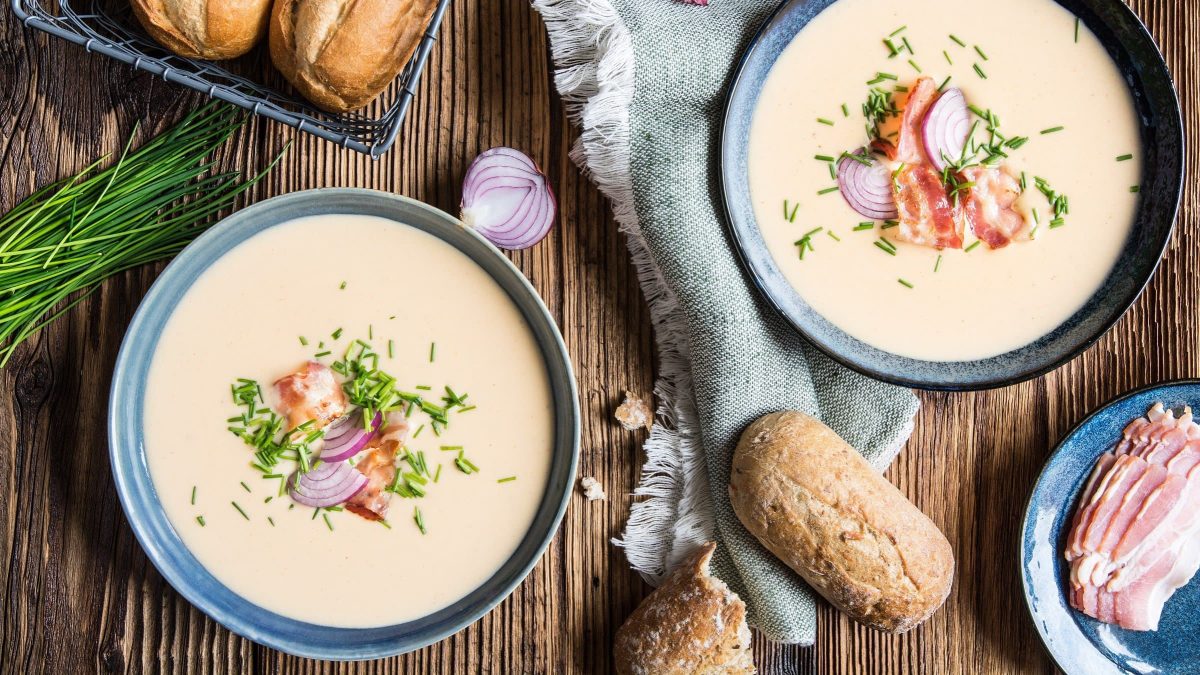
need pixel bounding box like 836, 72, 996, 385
719, 0, 1184, 391
108, 189, 580, 659
1021, 380, 1200, 675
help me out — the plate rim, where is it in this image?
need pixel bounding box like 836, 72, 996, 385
1019, 378, 1200, 675
717, 0, 1185, 391
106, 188, 581, 660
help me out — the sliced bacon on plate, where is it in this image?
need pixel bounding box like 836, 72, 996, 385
893, 164, 963, 249
1064, 403, 1200, 631
960, 166, 1027, 249
895, 77, 940, 164
273, 361, 347, 430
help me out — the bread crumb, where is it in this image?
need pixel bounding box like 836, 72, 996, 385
579, 477, 606, 501
615, 391, 653, 432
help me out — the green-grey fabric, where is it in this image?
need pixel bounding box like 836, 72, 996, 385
614, 0, 920, 644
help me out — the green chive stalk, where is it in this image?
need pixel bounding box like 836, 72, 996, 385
0, 102, 286, 365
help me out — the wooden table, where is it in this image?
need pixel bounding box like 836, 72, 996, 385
0, 1, 1194, 672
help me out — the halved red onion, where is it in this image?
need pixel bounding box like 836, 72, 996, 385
461, 147, 557, 250
922, 88, 971, 171
287, 461, 367, 507
837, 151, 898, 220
320, 409, 381, 463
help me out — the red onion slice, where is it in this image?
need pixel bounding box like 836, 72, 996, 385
320, 409, 382, 462
461, 147, 556, 250
288, 461, 367, 507
837, 151, 898, 220
922, 88, 971, 171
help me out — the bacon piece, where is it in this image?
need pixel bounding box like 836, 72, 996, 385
960, 166, 1027, 249
893, 164, 963, 249
344, 410, 411, 522
895, 77, 939, 164
273, 361, 346, 430
1065, 403, 1200, 630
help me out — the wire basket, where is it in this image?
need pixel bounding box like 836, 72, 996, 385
11, 0, 450, 156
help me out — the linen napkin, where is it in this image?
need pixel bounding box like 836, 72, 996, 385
533, 0, 921, 644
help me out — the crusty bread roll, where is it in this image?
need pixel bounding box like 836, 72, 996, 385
614, 542, 755, 675
729, 412, 953, 633
269, 0, 438, 113
130, 0, 271, 59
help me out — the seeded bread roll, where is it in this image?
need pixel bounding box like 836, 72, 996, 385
729, 411, 954, 633
130, 0, 271, 59
614, 542, 755, 675
269, 0, 438, 113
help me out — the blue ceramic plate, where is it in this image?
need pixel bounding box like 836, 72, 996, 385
1021, 380, 1200, 675
719, 0, 1184, 390
108, 189, 580, 660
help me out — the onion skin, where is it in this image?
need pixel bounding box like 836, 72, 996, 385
921, 88, 971, 171
287, 460, 367, 508
837, 151, 899, 220
461, 147, 556, 250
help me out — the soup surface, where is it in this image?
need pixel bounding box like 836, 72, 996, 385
748, 0, 1141, 361
144, 214, 554, 627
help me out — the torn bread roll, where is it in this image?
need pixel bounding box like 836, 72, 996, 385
729, 411, 953, 633
268, 0, 439, 112
130, 0, 272, 59
614, 542, 754, 675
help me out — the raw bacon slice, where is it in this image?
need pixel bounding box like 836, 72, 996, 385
273, 361, 347, 430
895, 77, 940, 165
893, 164, 964, 249
1065, 403, 1200, 631
960, 166, 1027, 249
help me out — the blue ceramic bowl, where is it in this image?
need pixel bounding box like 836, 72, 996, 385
1021, 380, 1200, 675
719, 0, 1184, 391
108, 189, 580, 660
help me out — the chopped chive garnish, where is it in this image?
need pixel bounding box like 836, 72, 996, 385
414, 506, 427, 534
889, 25, 906, 37
231, 501, 249, 520
974, 45, 988, 61
908, 59, 921, 73
894, 85, 909, 93
1075, 17, 1080, 43
1116, 154, 1134, 162
331, 328, 343, 339
312, 507, 320, 520
973, 63, 987, 79
853, 222, 875, 231
313, 350, 331, 358
339, 281, 346, 290
263, 495, 273, 503
1040, 126, 1064, 135
950, 34, 966, 47
240, 481, 250, 493
827, 231, 841, 242
898, 278, 914, 289
881, 220, 899, 230
827, 163, 837, 180
934, 255, 942, 273
902, 36, 914, 55
429, 342, 436, 362
937, 75, 952, 92
196, 516, 205, 527
817, 186, 839, 195
191, 486, 197, 505
1033, 208, 1041, 224
788, 201, 800, 222
433, 464, 443, 483
803, 227, 823, 238
1130, 185, 1141, 193
387, 339, 394, 358
323, 513, 333, 531
415, 385, 432, 390
841, 103, 849, 117
498, 476, 517, 483
413, 424, 424, 438
814, 154, 835, 162
268, 517, 275, 527
943, 50, 953, 65
817, 118, 835, 126
368, 325, 373, 339
874, 239, 897, 256
1050, 218, 1066, 229
965, 241, 982, 253
299, 336, 308, 346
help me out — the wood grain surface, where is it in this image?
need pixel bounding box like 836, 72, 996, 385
0, 0, 1194, 673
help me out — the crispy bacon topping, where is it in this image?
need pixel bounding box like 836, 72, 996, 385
960, 166, 1027, 249
895, 77, 939, 165
273, 361, 346, 430
344, 410, 411, 522
893, 164, 963, 249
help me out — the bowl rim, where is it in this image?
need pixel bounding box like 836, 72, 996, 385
1018, 378, 1200, 674
107, 188, 580, 660
718, 0, 1185, 391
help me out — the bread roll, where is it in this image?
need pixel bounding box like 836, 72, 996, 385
269, 0, 438, 113
614, 542, 755, 675
729, 411, 953, 633
130, 0, 271, 59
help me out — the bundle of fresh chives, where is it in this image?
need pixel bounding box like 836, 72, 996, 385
0, 102, 285, 365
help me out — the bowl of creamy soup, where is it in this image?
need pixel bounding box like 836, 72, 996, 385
721, 0, 1183, 389
108, 189, 579, 658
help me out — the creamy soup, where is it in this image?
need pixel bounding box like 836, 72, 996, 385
143, 214, 554, 627
748, 0, 1141, 361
